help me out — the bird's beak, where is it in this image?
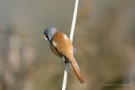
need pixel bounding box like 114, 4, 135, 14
42, 35, 48, 40
42, 35, 45, 38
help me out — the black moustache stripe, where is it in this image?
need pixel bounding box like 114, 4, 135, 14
46, 35, 51, 42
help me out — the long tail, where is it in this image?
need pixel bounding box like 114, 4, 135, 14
70, 61, 84, 84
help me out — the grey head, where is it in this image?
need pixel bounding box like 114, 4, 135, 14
43, 27, 58, 42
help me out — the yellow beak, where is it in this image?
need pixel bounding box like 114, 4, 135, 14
42, 35, 45, 38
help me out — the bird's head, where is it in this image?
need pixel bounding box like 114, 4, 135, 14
42, 27, 58, 42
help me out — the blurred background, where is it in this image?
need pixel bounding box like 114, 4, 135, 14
0, 0, 135, 90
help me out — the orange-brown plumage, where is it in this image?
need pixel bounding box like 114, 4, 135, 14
50, 31, 84, 83
50, 41, 62, 57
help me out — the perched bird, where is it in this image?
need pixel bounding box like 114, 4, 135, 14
42, 27, 84, 84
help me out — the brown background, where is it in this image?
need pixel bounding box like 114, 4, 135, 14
0, 0, 135, 90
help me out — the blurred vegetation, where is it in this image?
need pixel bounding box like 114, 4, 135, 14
0, 0, 135, 90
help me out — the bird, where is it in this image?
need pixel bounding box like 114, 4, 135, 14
42, 27, 84, 84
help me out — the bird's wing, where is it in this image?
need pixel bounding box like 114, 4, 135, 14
50, 42, 62, 57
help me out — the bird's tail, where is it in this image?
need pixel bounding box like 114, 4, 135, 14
70, 59, 84, 84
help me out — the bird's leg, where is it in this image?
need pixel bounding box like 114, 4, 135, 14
62, 56, 66, 65
73, 45, 76, 53
62, 56, 69, 65
65, 59, 69, 64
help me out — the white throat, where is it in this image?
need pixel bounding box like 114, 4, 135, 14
44, 37, 48, 41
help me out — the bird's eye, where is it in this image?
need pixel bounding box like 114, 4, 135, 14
46, 34, 49, 37
46, 34, 49, 39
